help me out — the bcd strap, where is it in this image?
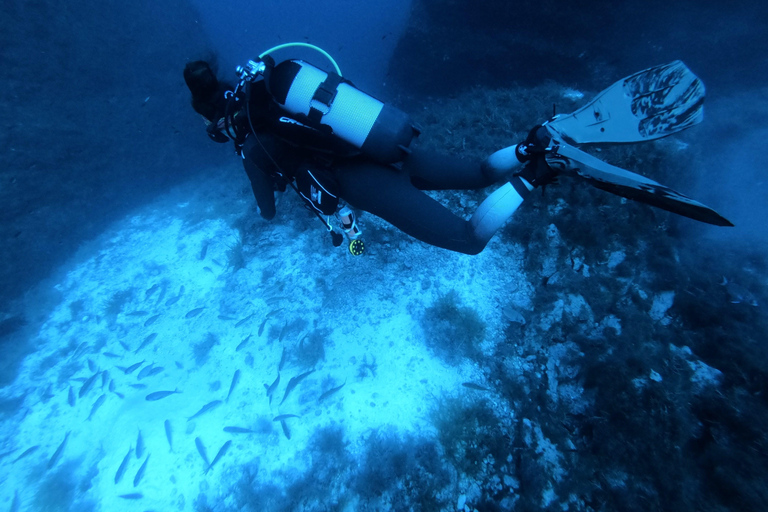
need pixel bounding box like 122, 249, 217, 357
308, 73, 343, 125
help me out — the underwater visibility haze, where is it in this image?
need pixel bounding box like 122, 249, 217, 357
1, 0, 768, 511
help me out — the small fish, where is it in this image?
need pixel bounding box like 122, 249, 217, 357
87, 359, 97, 372
223, 426, 256, 434
87, 394, 106, 421
235, 335, 251, 352
109, 380, 116, 392
272, 414, 300, 421
278, 347, 287, 372
115, 446, 133, 484
127, 310, 149, 317
118, 493, 143, 500
137, 364, 155, 380
318, 381, 346, 403
258, 318, 268, 336
200, 241, 209, 260
145, 389, 181, 401
194, 437, 210, 468
165, 295, 181, 307
147, 367, 164, 377
280, 420, 291, 440
79, 373, 99, 398
185, 307, 205, 319
235, 313, 255, 328
461, 382, 491, 391
145, 283, 160, 298
144, 314, 161, 327
130, 383, 148, 389
205, 440, 231, 474
68, 386, 76, 407
136, 430, 144, 459
47, 431, 70, 469
280, 369, 314, 405
266, 373, 280, 404
10, 490, 19, 512
134, 333, 157, 353
124, 360, 145, 375
103, 351, 121, 358
188, 400, 222, 421
13, 445, 40, 463
164, 420, 173, 452
226, 370, 240, 403
133, 454, 150, 487
101, 370, 110, 389
119, 340, 131, 352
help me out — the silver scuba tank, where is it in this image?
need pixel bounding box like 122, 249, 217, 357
267, 59, 419, 163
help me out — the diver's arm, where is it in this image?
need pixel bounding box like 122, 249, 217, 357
241, 138, 277, 220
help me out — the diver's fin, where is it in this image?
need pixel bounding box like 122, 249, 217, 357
546, 60, 705, 145
547, 142, 733, 227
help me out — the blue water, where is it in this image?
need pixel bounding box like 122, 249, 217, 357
1, 1, 767, 511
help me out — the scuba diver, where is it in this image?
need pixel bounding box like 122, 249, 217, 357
183, 45, 731, 256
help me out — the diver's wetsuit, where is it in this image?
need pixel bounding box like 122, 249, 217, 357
198, 76, 511, 255
233, 83, 499, 254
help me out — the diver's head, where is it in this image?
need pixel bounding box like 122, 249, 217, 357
184, 60, 222, 122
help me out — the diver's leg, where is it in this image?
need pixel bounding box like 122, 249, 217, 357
335, 161, 488, 254
402, 145, 524, 191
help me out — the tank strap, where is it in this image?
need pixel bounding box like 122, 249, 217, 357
308, 73, 343, 125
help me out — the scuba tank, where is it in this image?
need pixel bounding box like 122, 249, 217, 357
237, 43, 420, 164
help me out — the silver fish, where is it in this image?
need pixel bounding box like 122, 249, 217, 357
47, 431, 70, 469
205, 440, 231, 474
226, 370, 240, 403
280, 420, 291, 440
462, 382, 490, 391
185, 307, 205, 319
135, 333, 157, 353
118, 493, 143, 499
164, 420, 173, 452
278, 347, 287, 372
258, 318, 268, 336
318, 381, 346, 403
235, 313, 255, 328
13, 445, 40, 463
79, 373, 99, 398
144, 314, 161, 327
272, 414, 300, 421
194, 437, 210, 468
280, 369, 314, 405
136, 429, 144, 459
223, 426, 256, 434
188, 400, 222, 421
266, 373, 280, 404
87, 394, 106, 421
68, 386, 76, 407
235, 335, 251, 352
137, 364, 155, 380
133, 454, 150, 487
124, 360, 145, 375
115, 446, 133, 484
145, 389, 180, 401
